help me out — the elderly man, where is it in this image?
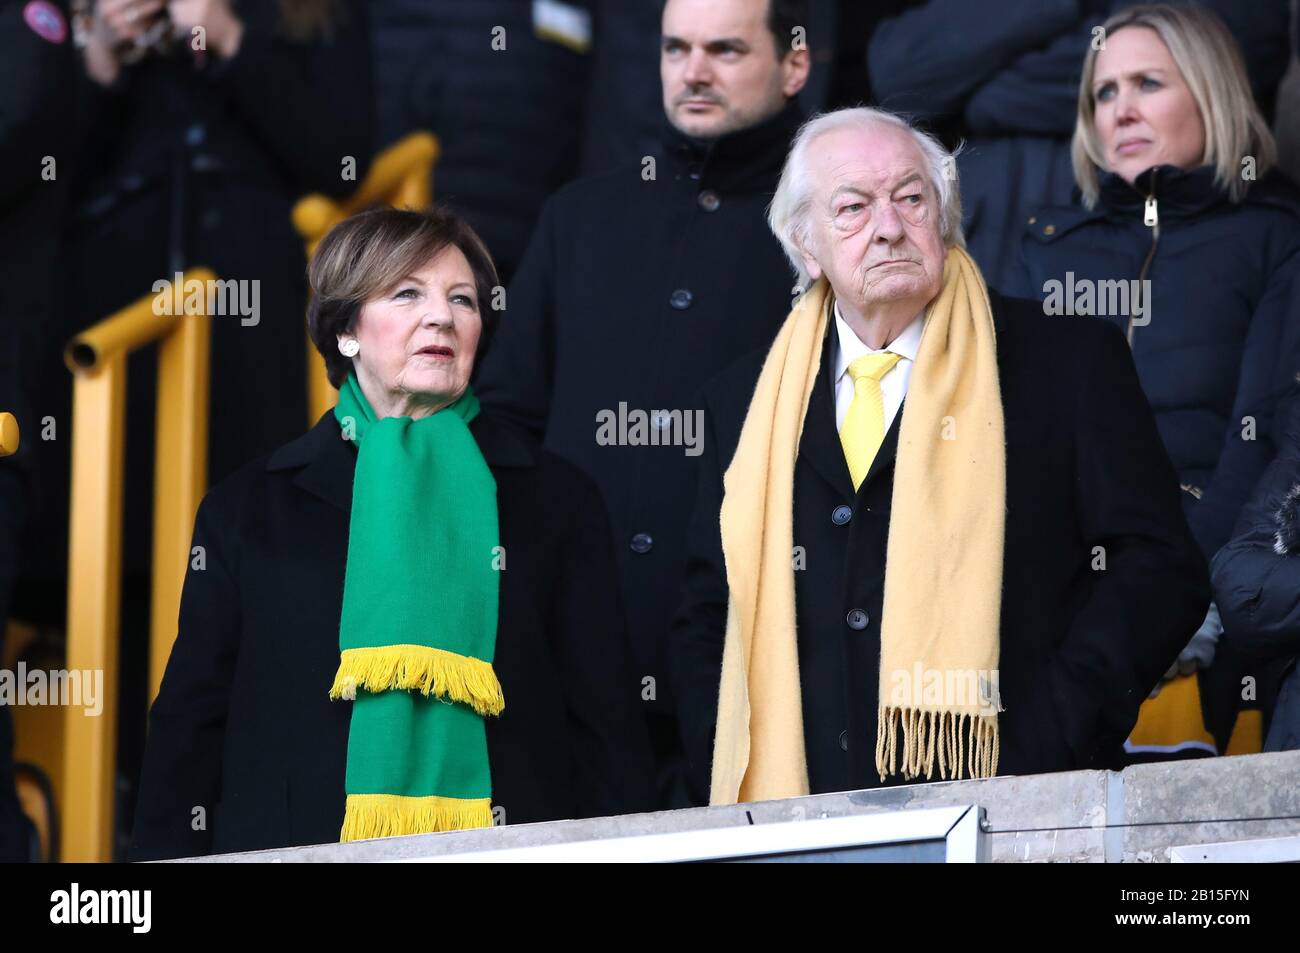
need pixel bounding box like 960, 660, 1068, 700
671, 107, 1210, 805
476, 0, 811, 808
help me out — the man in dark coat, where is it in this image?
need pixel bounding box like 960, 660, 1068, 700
128, 411, 655, 861
475, 0, 811, 808
0, 0, 77, 862
866, 0, 1293, 294
671, 108, 1209, 804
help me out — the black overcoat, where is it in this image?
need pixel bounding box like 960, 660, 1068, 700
672, 291, 1210, 801
130, 412, 655, 860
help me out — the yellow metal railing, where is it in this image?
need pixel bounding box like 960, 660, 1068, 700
61, 269, 213, 862
0, 412, 17, 456
292, 132, 440, 422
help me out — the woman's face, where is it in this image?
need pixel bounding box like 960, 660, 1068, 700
346, 245, 483, 417
1091, 26, 1206, 184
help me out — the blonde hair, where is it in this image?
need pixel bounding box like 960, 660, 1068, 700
768, 107, 965, 290
1073, 3, 1275, 209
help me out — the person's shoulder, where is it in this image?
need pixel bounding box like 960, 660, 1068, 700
1020, 201, 1104, 249
1242, 171, 1300, 222
989, 287, 1125, 358
202, 415, 337, 520
702, 344, 770, 413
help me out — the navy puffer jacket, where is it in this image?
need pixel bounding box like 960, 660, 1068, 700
1016, 165, 1300, 558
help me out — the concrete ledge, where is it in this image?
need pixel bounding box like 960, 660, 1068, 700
177, 750, 1300, 863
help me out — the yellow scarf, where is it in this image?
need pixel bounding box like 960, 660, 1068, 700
711, 247, 1006, 804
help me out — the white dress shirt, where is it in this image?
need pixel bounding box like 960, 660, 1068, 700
832, 302, 926, 432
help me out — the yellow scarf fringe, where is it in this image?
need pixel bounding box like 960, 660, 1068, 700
340, 793, 493, 841
329, 644, 505, 717
876, 707, 1000, 783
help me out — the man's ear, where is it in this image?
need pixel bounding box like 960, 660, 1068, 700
798, 246, 823, 283
781, 47, 811, 99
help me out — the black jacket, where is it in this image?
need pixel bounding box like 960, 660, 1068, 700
475, 102, 805, 722
45, 0, 373, 557
0, 0, 76, 862
1015, 166, 1300, 560
868, 0, 1294, 294
369, 0, 594, 283
672, 290, 1210, 802
1213, 382, 1300, 752
129, 412, 655, 861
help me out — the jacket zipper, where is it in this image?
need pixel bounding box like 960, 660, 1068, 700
1129, 169, 1159, 346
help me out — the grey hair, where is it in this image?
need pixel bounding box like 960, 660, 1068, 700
767, 107, 965, 292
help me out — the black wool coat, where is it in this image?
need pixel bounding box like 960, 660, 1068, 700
672, 290, 1210, 802
475, 102, 806, 724
129, 412, 655, 861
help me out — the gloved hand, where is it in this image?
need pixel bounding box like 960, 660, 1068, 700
1148, 603, 1221, 699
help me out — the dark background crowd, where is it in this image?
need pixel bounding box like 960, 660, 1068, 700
2, 0, 1299, 861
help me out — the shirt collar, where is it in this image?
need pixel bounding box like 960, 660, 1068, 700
832, 299, 926, 383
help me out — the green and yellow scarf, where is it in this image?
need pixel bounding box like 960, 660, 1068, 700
329, 373, 503, 840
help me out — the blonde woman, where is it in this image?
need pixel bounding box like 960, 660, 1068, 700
1018, 3, 1300, 760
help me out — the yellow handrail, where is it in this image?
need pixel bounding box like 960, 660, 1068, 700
0, 413, 17, 456
292, 132, 440, 421
61, 269, 213, 862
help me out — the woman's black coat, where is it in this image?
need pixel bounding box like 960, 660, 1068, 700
129, 412, 656, 861
1213, 382, 1300, 751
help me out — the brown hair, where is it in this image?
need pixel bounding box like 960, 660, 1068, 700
307, 206, 501, 389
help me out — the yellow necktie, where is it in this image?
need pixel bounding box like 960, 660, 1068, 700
840, 351, 902, 490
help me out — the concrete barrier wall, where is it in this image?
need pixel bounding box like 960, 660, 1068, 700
180, 750, 1300, 863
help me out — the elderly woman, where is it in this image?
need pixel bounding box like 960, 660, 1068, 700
1015, 4, 1300, 758
130, 207, 654, 860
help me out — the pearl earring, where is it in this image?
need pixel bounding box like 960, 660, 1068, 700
338, 338, 360, 358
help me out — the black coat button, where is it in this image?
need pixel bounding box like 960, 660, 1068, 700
698, 190, 721, 212
846, 608, 869, 630
630, 532, 653, 554
831, 505, 852, 525
669, 288, 694, 310
839, 730, 849, 751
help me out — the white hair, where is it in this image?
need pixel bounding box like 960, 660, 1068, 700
767, 107, 965, 291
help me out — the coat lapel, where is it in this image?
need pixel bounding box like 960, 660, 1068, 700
266, 413, 356, 513
862, 401, 903, 491
798, 330, 856, 502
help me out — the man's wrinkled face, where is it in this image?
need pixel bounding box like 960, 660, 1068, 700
799, 123, 947, 315
661, 0, 799, 140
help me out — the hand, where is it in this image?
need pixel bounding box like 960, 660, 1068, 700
82, 0, 166, 85
95, 0, 167, 43
1148, 603, 1221, 698
168, 0, 243, 58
